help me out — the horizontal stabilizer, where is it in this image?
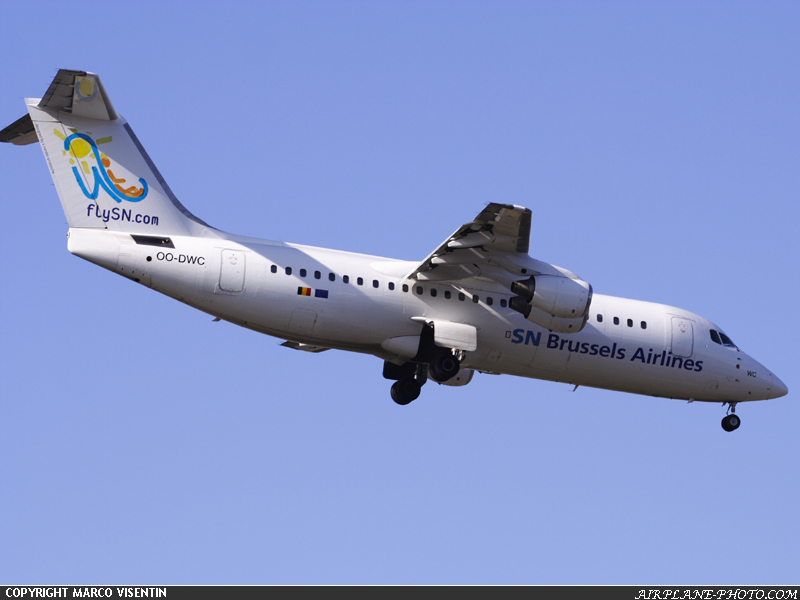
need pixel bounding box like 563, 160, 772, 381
2, 69, 213, 236
2, 69, 118, 145
0, 114, 36, 145
39, 69, 118, 120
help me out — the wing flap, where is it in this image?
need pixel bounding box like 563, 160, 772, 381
404, 203, 532, 282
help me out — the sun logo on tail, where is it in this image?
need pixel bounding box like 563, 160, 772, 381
54, 128, 148, 203
75, 77, 99, 103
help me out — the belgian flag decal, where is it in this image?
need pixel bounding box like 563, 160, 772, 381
298, 287, 328, 298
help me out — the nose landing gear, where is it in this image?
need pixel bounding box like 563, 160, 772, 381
721, 414, 740, 432
721, 402, 741, 432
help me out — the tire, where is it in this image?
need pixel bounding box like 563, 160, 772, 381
430, 353, 460, 383
728, 414, 741, 430
391, 378, 420, 405
721, 415, 737, 432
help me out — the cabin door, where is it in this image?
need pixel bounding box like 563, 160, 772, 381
671, 317, 694, 358
219, 249, 246, 293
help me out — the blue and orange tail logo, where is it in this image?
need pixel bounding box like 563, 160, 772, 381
55, 128, 148, 203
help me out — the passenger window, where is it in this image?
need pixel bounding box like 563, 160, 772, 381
402, 284, 409, 293
373, 280, 379, 288
627, 319, 633, 328
444, 290, 451, 299
458, 293, 465, 301
357, 277, 364, 286
597, 314, 603, 323
710, 330, 721, 345
343, 275, 350, 284
720, 333, 736, 348
613, 317, 620, 325
416, 286, 423, 295
500, 299, 507, 308
329, 273, 335, 282
472, 295, 479, 304
430, 288, 437, 297
641, 321, 647, 329
285, 267, 292, 275
270, 265, 277, 273
314, 271, 321, 280
300, 268, 307, 277
389, 282, 395, 290
487, 297, 493, 306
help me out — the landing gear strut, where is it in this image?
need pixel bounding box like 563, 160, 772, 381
721, 402, 741, 432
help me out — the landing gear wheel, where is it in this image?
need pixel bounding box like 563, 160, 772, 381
391, 378, 421, 405
721, 414, 741, 432
429, 353, 461, 383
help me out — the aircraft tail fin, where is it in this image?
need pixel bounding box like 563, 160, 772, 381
1, 69, 210, 236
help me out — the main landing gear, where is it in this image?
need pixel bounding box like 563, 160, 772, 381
721, 402, 741, 432
429, 352, 461, 383
390, 377, 422, 405
384, 350, 462, 405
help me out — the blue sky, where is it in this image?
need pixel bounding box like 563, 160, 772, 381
1, 0, 798, 584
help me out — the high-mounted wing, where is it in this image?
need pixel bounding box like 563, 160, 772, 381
403, 202, 593, 334
403, 203, 531, 283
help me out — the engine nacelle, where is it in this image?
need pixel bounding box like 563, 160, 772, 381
429, 368, 474, 386
509, 295, 589, 333
510, 275, 592, 319
524, 305, 589, 334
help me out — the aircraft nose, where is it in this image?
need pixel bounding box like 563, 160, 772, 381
771, 374, 789, 399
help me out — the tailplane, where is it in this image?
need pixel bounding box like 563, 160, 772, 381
1, 69, 210, 236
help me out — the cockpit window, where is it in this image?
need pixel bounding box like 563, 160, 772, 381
710, 330, 721, 345
719, 332, 736, 348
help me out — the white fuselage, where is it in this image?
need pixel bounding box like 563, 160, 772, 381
69, 228, 782, 404
2, 69, 786, 430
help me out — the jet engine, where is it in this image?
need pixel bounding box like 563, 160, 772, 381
510, 274, 592, 318
509, 275, 592, 333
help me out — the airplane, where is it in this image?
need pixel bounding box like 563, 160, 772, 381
1, 69, 788, 432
